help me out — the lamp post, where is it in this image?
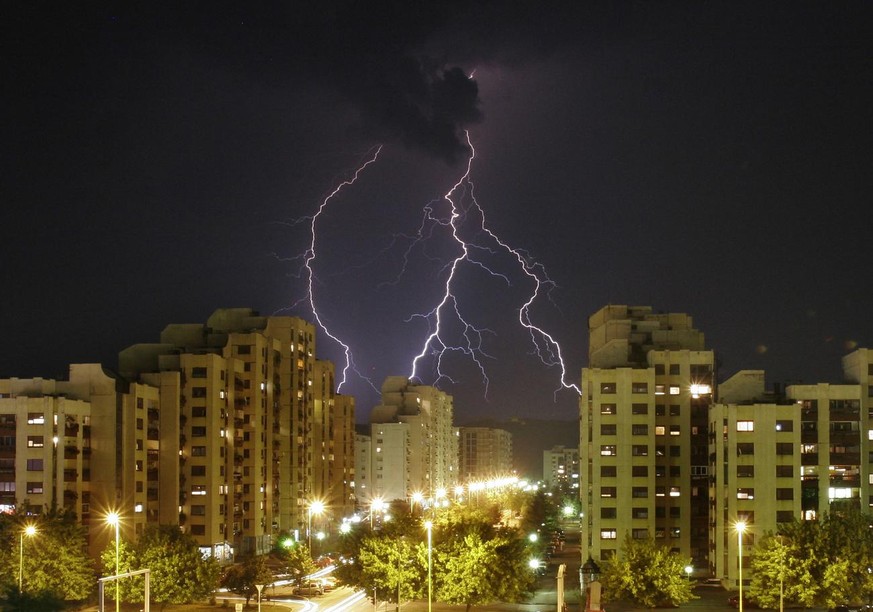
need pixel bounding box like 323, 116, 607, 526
371, 497, 385, 529
410, 492, 423, 515
19, 524, 36, 591
684, 565, 693, 582
107, 511, 121, 612
256, 583, 264, 612
425, 520, 433, 612
308, 500, 324, 551
736, 521, 747, 612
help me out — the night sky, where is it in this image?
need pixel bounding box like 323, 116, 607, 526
4, 2, 873, 424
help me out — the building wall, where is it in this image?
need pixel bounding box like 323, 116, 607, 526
460, 427, 513, 481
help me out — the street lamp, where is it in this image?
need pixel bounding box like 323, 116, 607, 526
19, 524, 36, 591
107, 511, 121, 612
256, 583, 264, 612
410, 491, 423, 515
370, 497, 385, 529
684, 565, 693, 582
308, 500, 325, 551
736, 521, 747, 612
425, 520, 433, 612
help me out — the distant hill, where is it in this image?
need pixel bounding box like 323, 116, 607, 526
458, 417, 578, 481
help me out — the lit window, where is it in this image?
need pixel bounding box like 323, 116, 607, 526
601, 529, 617, 539
737, 488, 755, 500
655, 385, 665, 396
669, 487, 681, 497
655, 426, 665, 435
135, 504, 143, 513
737, 421, 754, 432
600, 445, 616, 456
27, 413, 44, 425
669, 386, 680, 395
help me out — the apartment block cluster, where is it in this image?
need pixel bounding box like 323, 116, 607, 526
0, 308, 514, 563
0, 308, 356, 560
580, 305, 873, 586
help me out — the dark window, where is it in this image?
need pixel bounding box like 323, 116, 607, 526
191, 387, 207, 398
632, 466, 648, 477
601, 424, 617, 435
192, 446, 206, 456
632, 424, 648, 435
601, 465, 617, 477
632, 487, 648, 498
632, 528, 648, 539
632, 382, 648, 393
776, 465, 793, 477
632, 507, 648, 519
670, 445, 681, 457
192, 407, 206, 418
775, 420, 793, 432
776, 443, 793, 455
192, 367, 207, 378
737, 443, 755, 456
26, 459, 43, 471
669, 465, 681, 477
776, 511, 794, 523
190, 525, 206, 536
669, 364, 680, 375
776, 488, 794, 500
601, 507, 616, 519
632, 403, 648, 415
191, 465, 206, 476
670, 404, 681, 416
737, 465, 754, 477
632, 445, 649, 456
191, 427, 206, 437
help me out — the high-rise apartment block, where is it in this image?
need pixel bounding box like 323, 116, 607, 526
458, 427, 512, 481
580, 305, 714, 570
0, 308, 354, 561
364, 377, 458, 504
709, 349, 873, 586
543, 444, 579, 490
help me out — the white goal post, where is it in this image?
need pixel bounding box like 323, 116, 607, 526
98, 568, 150, 612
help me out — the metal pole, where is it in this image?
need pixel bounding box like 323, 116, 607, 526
18, 531, 23, 591
426, 521, 433, 612
738, 527, 743, 612
115, 519, 120, 612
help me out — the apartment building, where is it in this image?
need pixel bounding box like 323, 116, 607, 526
543, 444, 578, 490
459, 427, 512, 481
580, 305, 714, 569
365, 377, 458, 504
0, 308, 354, 561
709, 349, 873, 585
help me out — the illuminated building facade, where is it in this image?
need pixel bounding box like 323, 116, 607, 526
0, 309, 353, 562
459, 427, 512, 481
543, 444, 578, 490
580, 305, 714, 570
709, 349, 873, 585
367, 377, 458, 504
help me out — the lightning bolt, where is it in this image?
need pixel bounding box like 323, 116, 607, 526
281, 146, 383, 392
409, 132, 581, 397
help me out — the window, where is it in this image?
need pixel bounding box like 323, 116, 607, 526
630, 529, 648, 539
601, 529, 617, 540
776, 465, 793, 477
601, 465, 616, 477
236, 344, 252, 355
26, 482, 44, 494
655, 405, 666, 416
632, 382, 648, 393
632, 466, 648, 477
656, 486, 666, 497
669, 487, 681, 497
27, 436, 44, 448
669, 364, 680, 375
670, 507, 680, 519
600, 383, 616, 394
601, 424, 617, 435
191, 525, 206, 536
669, 404, 681, 416
655, 426, 666, 435
600, 403, 616, 415
655, 384, 666, 396
632, 424, 648, 435
775, 420, 793, 432
191, 505, 206, 516
136, 418, 143, 430
191, 427, 206, 437
191, 485, 207, 496
601, 445, 616, 456
669, 445, 681, 457
776, 488, 794, 500
192, 446, 206, 456
669, 425, 680, 436
737, 465, 754, 477
737, 443, 755, 456
27, 413, 44, 425
191, 465, 206, 476
632, 487, 648, 498
601, 487, 617, 498
601, 507, 616, 519
191, 387, 207, 398
192, 407, 207, 418
669, 465, 681, 477
670, 527, 681, 539
669, 385, 681, 395
776, 443, 793, 455
632, 507, 648, 519
737, 488, 755, 500
632, 445, 649, 456
655, 445, 665, 456
737, 420, 754, 431
26, 459, 44, 471
776, 511, 794, 523
632, 403, 648, 415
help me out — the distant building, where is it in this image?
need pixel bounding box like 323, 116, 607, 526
364, 377, 458, 505
459, 427, 512, 480
543, 444, 578, 490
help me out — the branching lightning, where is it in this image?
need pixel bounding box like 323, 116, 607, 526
281, 146, 383, 392
408, 132, 581, 397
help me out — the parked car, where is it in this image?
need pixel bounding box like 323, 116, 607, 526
728, 594, 759, 608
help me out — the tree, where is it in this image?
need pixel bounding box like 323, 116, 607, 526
221, 555, 273, 607
600, 534, 697, 609
748, 533, 817, 609
358, 535, 420, 607
275, 538, 316, 586
101, 525, 220, 606
0, 505, 95, 602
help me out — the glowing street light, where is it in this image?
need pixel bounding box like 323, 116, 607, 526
308, 500, 325, 550
19, 524, 36, 591
370, 497, 385, 529
410, 491, 424, 515
736, 521, 747, 612
684, 565, 693, 581
425, 520, 433, 612
106, 511, 121, 612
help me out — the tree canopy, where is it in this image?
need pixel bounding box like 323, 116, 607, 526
600, 534, 696, 609
220, 554, 273, 606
